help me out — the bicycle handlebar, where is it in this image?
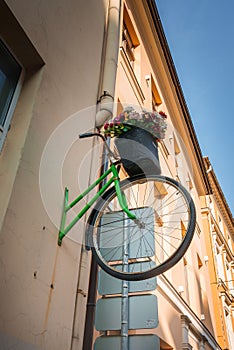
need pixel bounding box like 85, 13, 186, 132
79, 132, 119, 160
79, 132, 105, 141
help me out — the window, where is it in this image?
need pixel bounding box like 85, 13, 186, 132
181, 220, 186, 238
195, 223, 201, 237
160, 338, 173, 349
122, 22, 135, 65
197, 254, 203, 269
122, 6, 140, 67
0, 39, 23, 151
172, 134, 180, 169
151, 76, 162, 111
173, 135, 180, 155
186, 173, 193, 191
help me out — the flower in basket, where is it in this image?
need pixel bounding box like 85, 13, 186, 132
103, 121, 132, 138
102, 107, 167, 140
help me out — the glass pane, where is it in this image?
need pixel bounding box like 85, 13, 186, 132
0, 40, 21, 127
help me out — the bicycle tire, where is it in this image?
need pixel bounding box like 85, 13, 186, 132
87, 174, 196, 281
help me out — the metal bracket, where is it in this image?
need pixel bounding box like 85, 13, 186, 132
97, 90, 114, 104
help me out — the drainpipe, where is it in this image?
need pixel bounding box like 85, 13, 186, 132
82, 1, 122, 350
95, 0, 122, 128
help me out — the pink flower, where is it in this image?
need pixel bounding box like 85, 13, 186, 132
114, 116, 119, 122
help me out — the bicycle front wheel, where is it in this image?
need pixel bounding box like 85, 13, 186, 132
88, 175, 196, 281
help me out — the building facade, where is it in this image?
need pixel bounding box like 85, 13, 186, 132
201, 157, 234, 350
0, 0, 233, 349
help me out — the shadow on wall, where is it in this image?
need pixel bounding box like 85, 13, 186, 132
195, 271, 215, 335
156, 308, 182, 349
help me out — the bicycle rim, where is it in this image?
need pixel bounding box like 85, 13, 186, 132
88, 175, 196, 281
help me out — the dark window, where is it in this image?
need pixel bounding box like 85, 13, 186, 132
121, 6, 140, 67
0, 39, 22, 150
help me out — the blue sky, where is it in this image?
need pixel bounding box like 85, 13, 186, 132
156, 0, 234, 215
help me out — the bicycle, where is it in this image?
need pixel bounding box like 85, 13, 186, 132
58, 131, 196, 281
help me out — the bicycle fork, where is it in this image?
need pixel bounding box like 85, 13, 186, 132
112, 167, 136, 221
114, 173, 146, 229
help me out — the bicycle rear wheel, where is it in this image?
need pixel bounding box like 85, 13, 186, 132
87, 175, 196, 281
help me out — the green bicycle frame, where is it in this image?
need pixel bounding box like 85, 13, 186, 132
58, 163, 136, 245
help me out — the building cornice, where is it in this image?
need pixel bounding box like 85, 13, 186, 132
219, 280, 234, 306
203, 157, 234, 235
211, 214, 234, 259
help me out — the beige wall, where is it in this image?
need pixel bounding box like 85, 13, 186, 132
0, 1, 108, 349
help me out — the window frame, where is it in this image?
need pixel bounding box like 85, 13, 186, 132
151, 75, 162, 111
0, 39, 24, 152
121, 6, 140, 67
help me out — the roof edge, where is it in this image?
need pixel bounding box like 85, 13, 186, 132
203, 156, 234, 231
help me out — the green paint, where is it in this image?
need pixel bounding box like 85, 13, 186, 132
58, 163, 136, 245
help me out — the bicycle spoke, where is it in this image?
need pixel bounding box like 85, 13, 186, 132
159, 201, 189, 217
99, 223, 137, 234
144, 226, 181, 252
156, 191, 185, 212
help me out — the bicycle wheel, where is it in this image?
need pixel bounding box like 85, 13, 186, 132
87, 174, 196, 281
